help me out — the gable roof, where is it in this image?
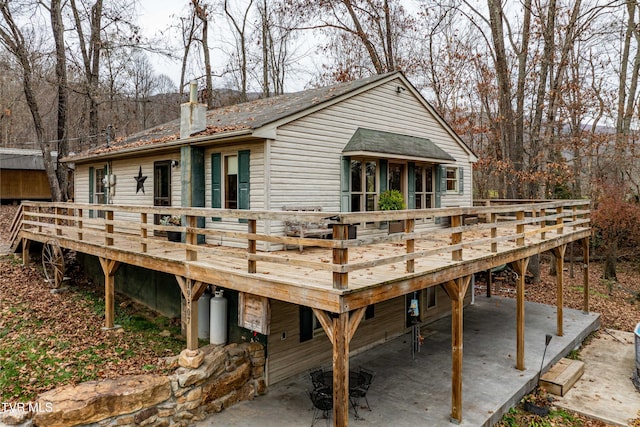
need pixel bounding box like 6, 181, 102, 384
65, 71, 476, 163
343, 128, 456, 163
65, 73, 400, 162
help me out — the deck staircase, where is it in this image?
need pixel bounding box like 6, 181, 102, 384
7, 204, 24, 253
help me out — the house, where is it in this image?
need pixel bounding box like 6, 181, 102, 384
65, 71, 477, 324
0, 148, 55, 202
12, 72, 591, 425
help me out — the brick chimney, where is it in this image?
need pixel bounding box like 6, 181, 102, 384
180, 81, 207, 139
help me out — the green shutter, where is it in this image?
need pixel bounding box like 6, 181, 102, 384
211, 153, 221, 221
458, 167, 464, 194
238, 150, 250, 223
379, 160, 388, 193
407, 162, 415, 209
88, 167, 94, 218
435, 165, 446, 224
299, 306, 313, 342
341, 156, 351, 212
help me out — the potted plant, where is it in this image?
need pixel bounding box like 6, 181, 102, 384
160, 215, 182, 242
378, 189, 406, 234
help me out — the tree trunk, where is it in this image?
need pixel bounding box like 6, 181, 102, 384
527, 254, 540, 285
603, 239, 618, 281
51, 0, 70, 201
0, 2, 62, 201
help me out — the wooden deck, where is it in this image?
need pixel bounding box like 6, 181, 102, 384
13, 200, 589, 313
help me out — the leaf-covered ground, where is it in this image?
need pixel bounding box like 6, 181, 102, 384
0, 205, 185, 403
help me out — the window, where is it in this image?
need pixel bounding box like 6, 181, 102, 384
211, 150, 250, 217
225, 155, 238, 209
89, 166, 107, 219
446, 167, 458, 192
350, 159, 377, 212
414, 164, 434, 209
95, 168, 106, 205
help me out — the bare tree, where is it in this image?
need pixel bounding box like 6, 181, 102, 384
224, 0, 254, 102
0, 1, 63, 200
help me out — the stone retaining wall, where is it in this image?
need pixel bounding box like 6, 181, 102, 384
1, 342, 266, 427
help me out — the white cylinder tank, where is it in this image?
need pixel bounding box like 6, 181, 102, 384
210, 289, 228, 345
197, 288, 210, 340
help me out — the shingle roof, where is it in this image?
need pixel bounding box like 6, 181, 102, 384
343, 128, 456, 162
66, 72, 399, 161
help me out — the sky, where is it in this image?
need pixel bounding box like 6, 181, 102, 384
138, 0, 189, 90
136, 0, 327, 93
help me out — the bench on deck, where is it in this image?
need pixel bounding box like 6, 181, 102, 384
282, 206, 332, 252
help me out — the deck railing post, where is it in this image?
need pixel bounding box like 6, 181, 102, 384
186, 215, 197, 261
77, 208, 83, 241
248, 219, 257, 273
572, 205, 577, 230
37, 206, 42, 233
332, 224, 349, 289
406, 218, 415, 273
540, 208, 546, 240
55, 206, 62, 236
490, 213, 497, 253
451, 214, 463, 261
516, 210, 525, 246
556, 206, 564, 234
105, 210, 114, 246
140, 212, 148, 253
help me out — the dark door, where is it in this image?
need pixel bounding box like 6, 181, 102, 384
154, 161, 171, 230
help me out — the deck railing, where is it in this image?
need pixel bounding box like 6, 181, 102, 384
16, 200, 590, 289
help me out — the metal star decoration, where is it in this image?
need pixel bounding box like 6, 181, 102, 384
134, 166, 147, 194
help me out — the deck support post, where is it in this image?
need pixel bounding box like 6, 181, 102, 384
99, 257, 121, 329
582, 238, 590, 312
553, 245, 567, 336
312, 307, 366, 427
443, 275, 471, 424
510, 258, 529, 371
176, 276, 208, 351
21, 238, 30, 265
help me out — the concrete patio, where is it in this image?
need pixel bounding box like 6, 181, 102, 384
198, 295, 600, 427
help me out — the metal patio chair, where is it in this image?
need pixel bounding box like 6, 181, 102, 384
309, 387, 333, 426
349, 367, 374, 419
309, 367, 326, 390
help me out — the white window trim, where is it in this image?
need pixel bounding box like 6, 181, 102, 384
445, 166, 459, 193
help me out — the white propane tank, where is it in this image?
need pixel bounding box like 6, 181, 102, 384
197, 288, 211, 340
209, 289, 227, 345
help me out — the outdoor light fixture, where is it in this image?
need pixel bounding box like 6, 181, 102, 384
396, 86, 406, 94
171, 160, 180, 168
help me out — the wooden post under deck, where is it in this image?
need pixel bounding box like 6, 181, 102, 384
176, 276, 208, 351
582, 238, 590, 312
21, 238, 30, 266
553, 245, 567, 336
443, 275, 472, 424
99, 257, 121, 329
313, 307, 366, 427
510, 258, 529, 371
